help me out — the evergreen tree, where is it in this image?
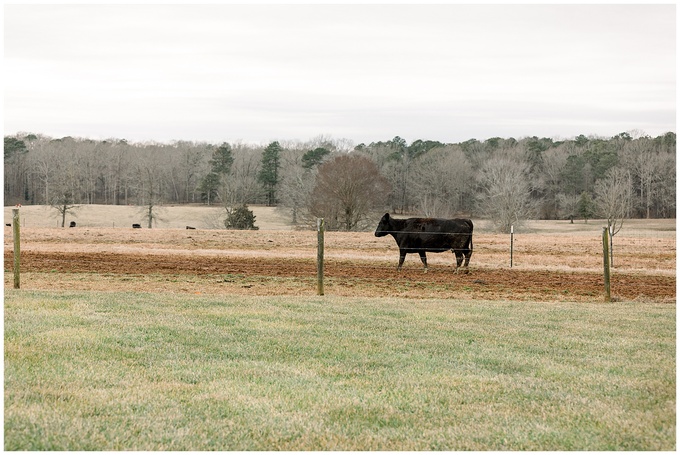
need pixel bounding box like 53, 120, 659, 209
210, 143, 234, 175
259, 141, 282, 206
198, 172, 220, 205
301, 147, 330, 169
4, 137, 27, 161
200, 142, 233, 205
224, 204, 258, 230
576, 191, 596, 223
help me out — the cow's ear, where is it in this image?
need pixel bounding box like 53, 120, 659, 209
384, 213, 390, 219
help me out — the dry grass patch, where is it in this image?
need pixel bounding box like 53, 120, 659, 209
4, 204, 293, 230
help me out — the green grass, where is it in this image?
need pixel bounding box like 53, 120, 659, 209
4, 290, 675, 450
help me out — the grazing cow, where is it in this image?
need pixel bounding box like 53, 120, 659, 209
374, 213, 473, 273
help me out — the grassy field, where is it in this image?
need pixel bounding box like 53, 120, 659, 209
4, 203, 677, 234
4, 204, 293, 230
4, 290, 675, 450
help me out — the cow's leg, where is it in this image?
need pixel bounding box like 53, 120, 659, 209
397, 250, 407, 271
462, 248, 472, 273
418, 251, 428, 272
452, 249, 463, 273
455, 250, 464, 267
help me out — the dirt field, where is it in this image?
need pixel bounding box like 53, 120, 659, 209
4, 219, 676, 303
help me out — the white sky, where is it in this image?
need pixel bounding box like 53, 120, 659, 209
4, 3, 677, 145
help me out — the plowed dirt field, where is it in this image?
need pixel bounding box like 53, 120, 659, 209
4, 226, 675, 303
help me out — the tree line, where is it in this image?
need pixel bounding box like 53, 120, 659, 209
4, 131, 675, 231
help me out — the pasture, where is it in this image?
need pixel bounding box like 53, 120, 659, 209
3, 205, 676, 450
4, 291, 675, 450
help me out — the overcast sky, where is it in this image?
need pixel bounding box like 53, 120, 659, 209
4, 3, 676, 145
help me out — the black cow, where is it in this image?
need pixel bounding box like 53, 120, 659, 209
374, 213, 473, 273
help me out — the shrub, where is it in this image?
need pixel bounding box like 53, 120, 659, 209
224, 204, 258, 230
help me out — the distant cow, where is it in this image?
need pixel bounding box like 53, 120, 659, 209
132, 223, 142, 229
69, 221, 76, 228
374, 213, 473, 273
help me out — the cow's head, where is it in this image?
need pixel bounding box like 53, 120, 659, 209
374, 213, 391, 237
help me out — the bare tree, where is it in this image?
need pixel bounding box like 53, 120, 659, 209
33, 142, 57, 205
539, 145, 569, 218
478, 157, 536, 232
278, 146, 317, 225
310, 154, 390, 231
169, 141, 206, 203
5, 135, 33, 204
620, 138, 666, 218
50, 190, 78, 227
595, 168, 632, 234
556, 193, 579, 222
595, 167, 632, 267
134, 146, 166, 228
104, 140, 132, 205
410, 145, 473, 217
220, 145, 263, 207
78, 141, 104, 204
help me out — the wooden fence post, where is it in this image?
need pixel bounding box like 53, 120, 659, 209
317, 218, 324, 296
608, 222, 614, 268
602, 227, 611, 302
510, 225, 514, 268
13, 208, 20, 289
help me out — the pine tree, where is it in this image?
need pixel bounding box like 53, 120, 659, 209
301, 147, 330, 169
258, 141, 282, 206
224, 204, 258, 230
198, 172, 220, 205
199, 142, 233, 205
210, 143, 234, 175
576, 191, 596, 223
